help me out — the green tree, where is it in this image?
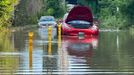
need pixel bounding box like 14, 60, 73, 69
0, 0, 19, 29
47, 8, 55, 15
13, 0, 66, 26
46, 0, 66, 18
122, 0, 134, 27
98, 0, 134, 29
13, 0, 43, 26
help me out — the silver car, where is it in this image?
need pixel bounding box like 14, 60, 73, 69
38, 16, 57, 28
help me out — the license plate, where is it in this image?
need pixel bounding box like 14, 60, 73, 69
78, 32, 84, 35
78, 32, 84, 39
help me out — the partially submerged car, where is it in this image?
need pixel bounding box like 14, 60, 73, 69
38, 16, 56, 28
62, 6, 99, 36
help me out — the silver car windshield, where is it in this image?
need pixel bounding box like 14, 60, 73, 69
67, 20, 92, 29
39, 17, 55, 22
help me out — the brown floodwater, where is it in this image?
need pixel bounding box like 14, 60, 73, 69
0, 27, 134, 75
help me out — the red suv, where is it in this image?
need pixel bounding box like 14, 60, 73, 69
62, 5, 99, 36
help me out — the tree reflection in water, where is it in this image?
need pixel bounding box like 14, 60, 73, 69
0, 31, 19, 74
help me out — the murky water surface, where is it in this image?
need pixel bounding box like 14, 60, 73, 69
0, 28, 134, 75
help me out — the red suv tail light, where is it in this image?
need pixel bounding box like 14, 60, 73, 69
90, 25, 98, 30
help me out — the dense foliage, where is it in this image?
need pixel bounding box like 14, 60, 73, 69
13, 0, 66, 26
66, 0, 134, 29
0, 0, 19, 29
46, 0, 66, 18
0, 0, 134, 29
13, 0, 43, 26
98, 0, 134, 29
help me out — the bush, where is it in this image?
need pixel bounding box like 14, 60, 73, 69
0, 0, 19, 29
98, 0, 134, 29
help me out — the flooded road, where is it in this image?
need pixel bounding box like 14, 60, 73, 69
0, 28, 134, 75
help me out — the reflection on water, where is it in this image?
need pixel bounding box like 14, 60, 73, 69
0, 29, 134, 74
0, 56, 19, 74
0, 31, 19, 74
60, 36, 98, 74
92, 31, 134, 72
38, 28, 56, 40
62, 36, 98, 57
0, 31, 15, 52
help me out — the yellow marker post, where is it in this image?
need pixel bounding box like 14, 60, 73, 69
58, 24, 62, 50
28, 32, 33, 69
58, 24, 61, 36
28, 32, 33, 39
48, 26, 52, 55
48, 41, 52, 55
57, 24, 63, 71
